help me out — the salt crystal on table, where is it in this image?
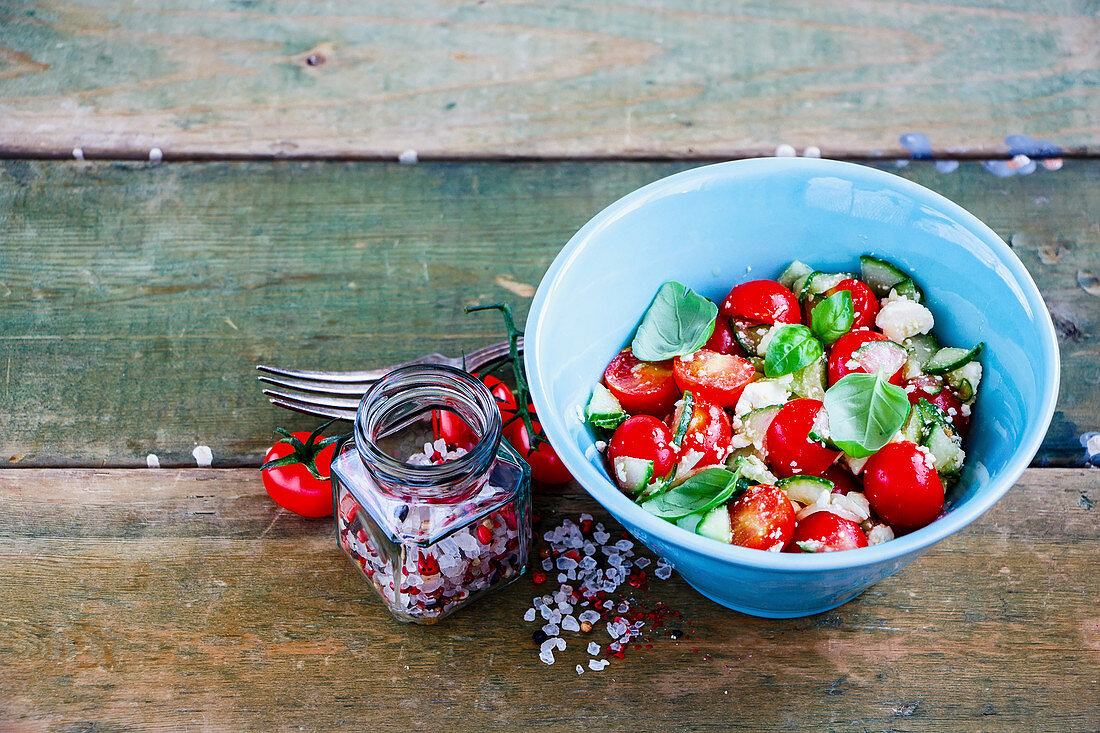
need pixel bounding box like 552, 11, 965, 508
615, 540, 633, 551
583, 541, 596, 555
576, 664, 584, 675
617, 602, 629, 613
593, 531, 611, 545
524, 608, 536, 622
607, 621, 622, 639
146, 454, 160, 468
579, 610, 600, 624
554, 637, 566, 651
542, 558, 553, 571
579, 513, 593, 523
589, 659, 609, 671
558, 602, 573, 614
550, 610, 562, 624
588, 641, 601, 656
609, 641, 622, 652
541, 638, 558, 653
539, 649, 555, 665
192, 445, 212, 467
540, 606, 553, 621
655, 562, 673, 580
542, 623, 559, 636
557, 573, 567, 583
561, 615, 580, 632
556, 557, 578, 571
634, 557, 651, 569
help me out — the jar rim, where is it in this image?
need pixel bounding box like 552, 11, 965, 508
353, 364, 503, 497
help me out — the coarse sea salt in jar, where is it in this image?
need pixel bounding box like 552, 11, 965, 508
331, 365, 531, 624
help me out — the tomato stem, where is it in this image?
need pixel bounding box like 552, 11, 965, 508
261, 417, 350, 480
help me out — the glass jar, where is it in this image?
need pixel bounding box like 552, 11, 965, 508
331, 364, 531, 624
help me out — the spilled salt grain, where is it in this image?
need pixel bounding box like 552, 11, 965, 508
589, 659, 609, 671
192, 445, 212, 467
399, 149, 419, 165
562, 615, 580, 632
524, 608, 536, 622
576, 664, 584, 675
539, 649, 555, 665
149, 147, 163, 162
588, 641, 601, 656
146, 454, 160, 469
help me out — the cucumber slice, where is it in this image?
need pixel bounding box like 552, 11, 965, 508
585, 384, 627, 430
741, 405, 782, 448
732, 454, 777, 485
891, 277, 924, 303
612, 456, 655, 494
806, 405, 840, 450
860, 255, 910, 298
899, 404, 926, 443
945, 360, 982, 401
695, 504, 732, 543
732, 320, 770, 356
954, 377, 975, 402
799, 271, 852, 302
841, 452, 871, 475
669, 391, 695, 449
925, 343, 983, 375
904, 333, 940, 369
791, 356, 827, 400
925, 425, 964, 473
852, 340, 909, 377
676, 513, 704, 533
777, 475, 833, 506
778, 260, 813, 291
637, 464, 677, 501
916, 397, 953, 431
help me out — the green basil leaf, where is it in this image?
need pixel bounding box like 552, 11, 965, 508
822, 372, 911, 458
810, 290, 854, 345
631, 281, 718, 361
764, 324, 824, 378
640, 466, 743, 520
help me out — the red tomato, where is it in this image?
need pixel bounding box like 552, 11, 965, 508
262, 433, 337, 518
669, 398, 733, 469
603, 349, 680, 417
728, 484, 796, 552
433, 374, 517, 450
862, 441, 944, 531
763, 398, 840, 478
720, 280, 801, 325
827, 330, 903, 385
789, 511, 868, 552
905, 376, 969, 437
506, 409, 572, 484
607, 415, 676, 479
703, 317, 740, 355
826, 278, 880, 331
822, 465, 862, 494
671, 349, 756, 407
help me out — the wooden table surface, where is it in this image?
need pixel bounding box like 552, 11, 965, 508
2, 2, 1098, 730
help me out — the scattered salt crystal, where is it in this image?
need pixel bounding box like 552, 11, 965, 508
588, 641, 601, 656
399, 149, 419, 165
579, 513, 593, 523
576, 664, 584, 675
655, 562, 673, 581
541, 638, 558, 653
557, 573, 567, 583
554, 637, 566, 651
607, 621, 622, 639
550, 610, 562, 624
609, 641, 622, 652
617, 602, 629, 613
192, 445, 212, 467
634, 557, 651, 568
562, 615, 580, 632
593, 531, 611, 544
540, 605, 553, 620
146, 454, 160, 469
556, 557, 578, 571
72, 147, 84, 160
542, 623, 559, 636
149, 147, 163, 162
524, 608, 536, 622
579, 610, 600, 624
542, 558, 553, 571
774, 143, 796, 157
558, 602, 573, 614
615, 540, 633, 551
589, 659, 609, 671
539, 649, 555, 665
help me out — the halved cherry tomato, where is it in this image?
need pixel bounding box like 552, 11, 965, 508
822, 465, 862, 495
826, 278, 880, 331
788, 511, 868, 552
862, 441, 944, 530
728, 484, 796, 552
703, 317, 740, 355
720, 280, 801, 325
763, 398, 839, 478
603, 349, 680, 417
827, 330, 903, 385
905, 376, 969, 437
607, 415, 676, 479
262, 433, 337, 518
506, 408, 572, 484
669, 397, 733, 470
671, 349, 756, 408
432, 374, 517, 451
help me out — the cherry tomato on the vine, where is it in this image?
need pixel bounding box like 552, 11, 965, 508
506, 408, 573, 484
607, 415, 676, 479
261, 432, 337, 518
603, 349, 681, 417
720, 280, 801, 325
862, 441, 944, 531
826, 278, 880, 331
672, 349, 756, 408
763, 398, 839, 478
788, 511, 868, 552
432, 374, 518, 451
728, 484, 796, 552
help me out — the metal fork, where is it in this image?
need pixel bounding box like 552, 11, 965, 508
257, 338, 522, 421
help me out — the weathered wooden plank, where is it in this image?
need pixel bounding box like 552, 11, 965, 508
0, 0, 1097, 159
0, 467, 1096, 730
1, 160, 1096, 467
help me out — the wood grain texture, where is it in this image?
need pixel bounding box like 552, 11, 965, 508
0, 0, 1097, 159
0, 467, 1096, 731
1, 159, 1097, 467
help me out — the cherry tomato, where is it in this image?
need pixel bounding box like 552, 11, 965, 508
261, 433, 336, 518
603, 349, 680, 417
905, 376, 969, 437
862, 441, 944, 531
506, 409, 572, 484
671, 349, 756, 407
789, 511, 868, 552
763, 398, 839, 478
720, 280, 801, 325
728, 484, 796, 552
822, 465, 862, 494
827, 330, 903, 385
826, 278, 880, 331
607, 415, 676, 479
432, 374, 517, 450
703, 317, 740, 355
669, 397, 733, 469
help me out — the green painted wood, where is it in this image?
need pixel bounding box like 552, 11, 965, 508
0, 0, 1097, 158
0, 468, 1097, 730
0, 160, 1096, 466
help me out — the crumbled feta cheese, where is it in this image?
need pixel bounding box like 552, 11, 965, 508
729, 433, 752, 449
756, 324, 786, 356
876, 298, 934, 342
735, 377, 792, 416
867, 524, 895, 545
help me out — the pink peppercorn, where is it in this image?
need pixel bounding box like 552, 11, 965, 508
476, 524, 493, 544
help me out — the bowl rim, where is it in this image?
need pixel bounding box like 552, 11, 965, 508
525, 157, 1060, 572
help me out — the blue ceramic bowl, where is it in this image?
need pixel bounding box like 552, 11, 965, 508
524, 158, 1059, 618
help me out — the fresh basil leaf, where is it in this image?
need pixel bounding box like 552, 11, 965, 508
631, 282, 718, 361
640, 466, 743, 520
810, 290, 854, 345
764, 324, 824, 378
822, 372, 911, 458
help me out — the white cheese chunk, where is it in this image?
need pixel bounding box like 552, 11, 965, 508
734, 376, 792, 416
876, 297, 934, 343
